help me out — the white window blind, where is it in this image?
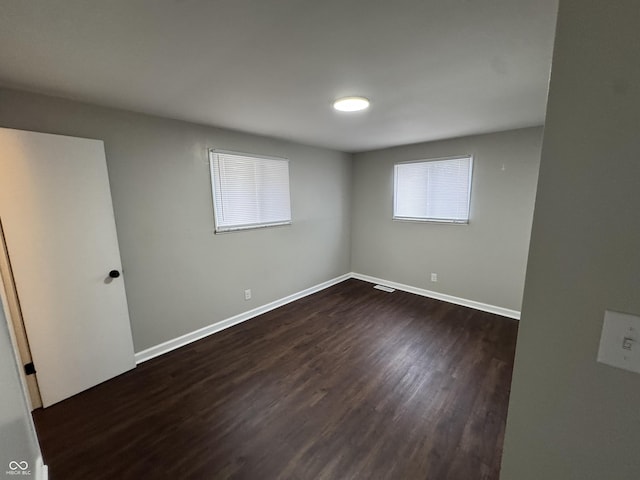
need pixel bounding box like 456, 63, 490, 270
209, 150, 292, 232
393, 156, 473, 223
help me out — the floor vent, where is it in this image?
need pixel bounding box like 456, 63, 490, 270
373, 284, 396, 293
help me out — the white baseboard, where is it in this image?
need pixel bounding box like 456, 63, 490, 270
134, 273, 351, 364
135, 270, 518, 365
350, 272, 521, 320
35, 456, 48, 480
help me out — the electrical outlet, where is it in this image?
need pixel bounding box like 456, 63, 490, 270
430, 273, 438, 282
244, 289, 252, 300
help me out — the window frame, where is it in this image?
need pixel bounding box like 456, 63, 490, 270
209, 149, 292, 233
392, 155, 473, 225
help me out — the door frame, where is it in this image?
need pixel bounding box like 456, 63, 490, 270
0, 218, 42, 410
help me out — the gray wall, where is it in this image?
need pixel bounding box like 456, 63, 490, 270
0, 88, 352, 352
0, 89, 541, 355
351, 127, 542, 312
501, 0, 640, 478
0, 302, 41, 473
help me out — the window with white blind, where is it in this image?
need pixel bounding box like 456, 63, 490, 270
209, 150, 292, 232
393, 155, 473, 224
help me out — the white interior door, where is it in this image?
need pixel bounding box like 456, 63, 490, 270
0, 127, 135, 407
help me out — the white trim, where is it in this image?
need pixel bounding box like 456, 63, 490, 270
135, 271, 519, 365
35, 456, 48, 480
134, 273, 351, 364
350, 272, 521, 320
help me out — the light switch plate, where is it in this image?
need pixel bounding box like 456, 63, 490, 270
597, 310, 640, 374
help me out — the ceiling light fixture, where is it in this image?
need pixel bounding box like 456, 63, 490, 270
333, 96, 370, 112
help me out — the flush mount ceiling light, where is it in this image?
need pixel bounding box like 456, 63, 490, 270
332, 96, 370, 112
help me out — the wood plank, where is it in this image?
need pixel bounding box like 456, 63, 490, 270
32, 279, 518, 479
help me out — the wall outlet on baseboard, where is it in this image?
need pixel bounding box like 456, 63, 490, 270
244, 289, 252, 300
430, 273, 438, 282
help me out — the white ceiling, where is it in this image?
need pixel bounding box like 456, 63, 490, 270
0, 0, 558, 153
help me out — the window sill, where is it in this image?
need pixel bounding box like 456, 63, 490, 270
214, 221, 292, 234
392, 217, 469, 225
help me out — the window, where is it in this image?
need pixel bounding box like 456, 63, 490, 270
393, 155, 473, 224
209, 150, 292, 232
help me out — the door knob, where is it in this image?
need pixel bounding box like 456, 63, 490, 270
109, 270, 120, 278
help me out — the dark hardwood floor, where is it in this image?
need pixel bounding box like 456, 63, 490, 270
33, 279, 518, 480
